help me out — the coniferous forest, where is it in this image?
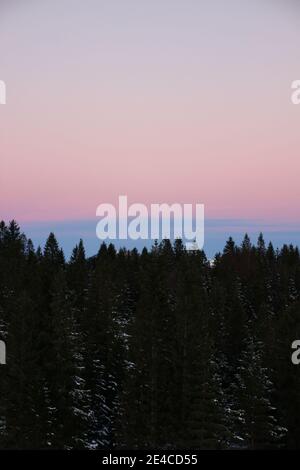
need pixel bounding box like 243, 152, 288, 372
1, 220, 300, 450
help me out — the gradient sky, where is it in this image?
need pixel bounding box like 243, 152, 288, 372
1, 0, 300, 254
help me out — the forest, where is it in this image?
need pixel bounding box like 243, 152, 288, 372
0, 220, 300, 449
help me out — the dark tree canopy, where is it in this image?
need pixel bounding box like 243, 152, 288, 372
0, 221, 300, 449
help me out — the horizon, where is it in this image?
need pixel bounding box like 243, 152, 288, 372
2, 217, 300, 260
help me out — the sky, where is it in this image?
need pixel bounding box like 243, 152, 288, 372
0, 0, 300, 257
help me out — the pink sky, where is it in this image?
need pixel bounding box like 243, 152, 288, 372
1, 0, 300, 223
